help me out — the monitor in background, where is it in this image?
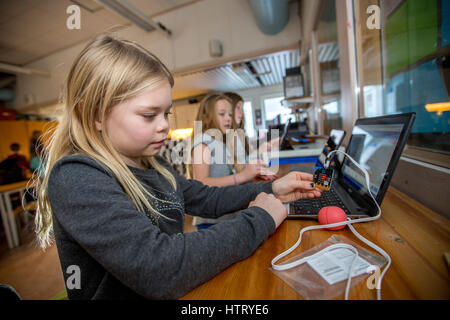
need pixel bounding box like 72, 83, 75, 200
279, 118, 291, 150
317, 129, 346, 167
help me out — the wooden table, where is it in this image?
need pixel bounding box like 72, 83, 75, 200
0, 180, 29, 249
181, 185, 450, 300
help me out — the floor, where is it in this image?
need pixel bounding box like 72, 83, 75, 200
0, 219, 65, 300
0, 213, 197, 300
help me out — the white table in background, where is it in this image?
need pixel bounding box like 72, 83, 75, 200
0, 180, 29, 249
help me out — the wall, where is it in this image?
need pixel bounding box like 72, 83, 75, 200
390, 157, 450, 219
0, 120, 57, 162
234, 83, 284, 132
14, 0, 301, 110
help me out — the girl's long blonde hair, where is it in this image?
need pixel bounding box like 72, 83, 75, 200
224, 92, 250, 157
224, 91, 245, 130
34, 33, 177, 249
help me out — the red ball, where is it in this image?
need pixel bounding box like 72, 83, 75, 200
318, 206, 347, 230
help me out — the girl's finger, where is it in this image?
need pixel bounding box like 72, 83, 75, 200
293, 180, 316, 191
294, 171, 314, 181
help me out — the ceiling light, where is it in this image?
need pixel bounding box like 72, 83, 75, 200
0, 62, 50, 77
95, 0, 172, 36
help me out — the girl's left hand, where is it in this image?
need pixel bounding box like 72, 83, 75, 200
272, 171, 322, 203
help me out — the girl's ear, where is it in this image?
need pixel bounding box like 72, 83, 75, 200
77, 99, 102, 132
95, 119, 102, 132
94, 108, 103, 132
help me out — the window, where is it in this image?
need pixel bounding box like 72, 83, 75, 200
323, 101, 339, 114
353, 0, 450, 168
263, 96, 295, 125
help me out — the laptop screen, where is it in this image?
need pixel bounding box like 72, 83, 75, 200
341, 123, 404, 197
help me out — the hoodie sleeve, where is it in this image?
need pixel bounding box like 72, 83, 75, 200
155, 155, 275, 219
48, 155, 276, 299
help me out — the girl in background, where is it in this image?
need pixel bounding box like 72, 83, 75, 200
30, 130, 45, 177
191, 93, 271, 187
191, 93, 274, 229
34, 34, 321, 300
224, 91, 281, 172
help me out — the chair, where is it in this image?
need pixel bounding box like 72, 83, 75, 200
159, 139, 188, 177
12, 199, 36, 232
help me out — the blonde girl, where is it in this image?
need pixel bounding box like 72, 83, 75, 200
34, 34, 321, 300
191, 93, 270, 188
224, 91, 281, 166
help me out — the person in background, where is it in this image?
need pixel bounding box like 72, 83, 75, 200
0, 143, 29, 210
191, 93, 275, 229
0, 143, 29, 183
7, 143, 30, 173
30, 130, 45, 177
223, 92, 281, 172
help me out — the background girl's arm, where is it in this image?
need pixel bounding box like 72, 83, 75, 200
192, 143, 267, 186
192, 143, 236, 186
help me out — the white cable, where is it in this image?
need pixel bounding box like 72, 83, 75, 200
271, 150, 391, 300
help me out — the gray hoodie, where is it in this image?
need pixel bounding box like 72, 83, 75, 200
48, 154, 276, 299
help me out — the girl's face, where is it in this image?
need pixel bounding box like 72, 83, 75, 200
234, 100, 244, 126
215, 99, 233, 134
97, 81, 172, 169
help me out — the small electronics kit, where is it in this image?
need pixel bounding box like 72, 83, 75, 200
313, 167, 334, 191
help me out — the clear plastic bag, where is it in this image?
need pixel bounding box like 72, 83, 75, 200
270, 234, 387, 300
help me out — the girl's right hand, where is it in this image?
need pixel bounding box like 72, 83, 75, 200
249, 192, 287, 228
238, 159, 271, 182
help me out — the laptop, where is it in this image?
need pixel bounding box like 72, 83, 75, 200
293, 129, 346, 175
279, 118, 293, 150
287, 113, 416, 218
276, 119, 310, 151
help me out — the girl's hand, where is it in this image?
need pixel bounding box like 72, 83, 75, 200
238, 159, 270, 182
258, 137, 282, 154
272, 171, 322, 203
249, 192, 287, 228
268, 137, 282, 151
258, 174, 278, 181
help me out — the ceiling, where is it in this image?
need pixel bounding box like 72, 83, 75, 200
172, 41, 339, 100
0, 0, 196, 66
0, 0, 339, 109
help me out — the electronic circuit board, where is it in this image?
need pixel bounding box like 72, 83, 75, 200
313, 167, 334, 191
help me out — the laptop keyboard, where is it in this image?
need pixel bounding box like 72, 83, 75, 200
291, 188, 351, 215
